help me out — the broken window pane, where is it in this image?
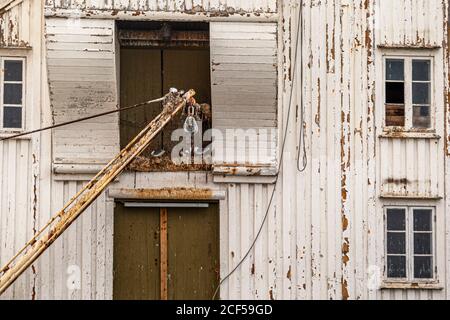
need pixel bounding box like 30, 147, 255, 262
4, 60, 23, 82
3, 106, 22, 128
412, 82, 430, 105
387, 255, 407, 278
386, 82, 405, 104
386, 59, 404, 81
387, 208, 406, 230
385, 104, 405, 127
387, 232, 406, 254
385, 59, 405, 128
413, 106, 431, 128
414, 256, 432, 279
3, 83, 22, 105
412, 60, 430, 81
414, 209, 432, 231
414, 233, 432, 255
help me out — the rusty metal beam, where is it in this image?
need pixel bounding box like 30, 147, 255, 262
0, 89, 196, 296
0, 0, 22, 14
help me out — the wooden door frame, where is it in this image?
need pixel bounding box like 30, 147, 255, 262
113, 199, 221, 300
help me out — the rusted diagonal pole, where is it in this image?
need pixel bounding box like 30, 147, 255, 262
0, 89, 196, 296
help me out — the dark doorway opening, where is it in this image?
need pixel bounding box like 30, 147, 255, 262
118, 21, 211, 172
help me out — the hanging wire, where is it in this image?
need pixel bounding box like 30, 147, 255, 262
297, 102, 308, 172
212, 1, 305, 300
296, 1, 307, 173
0, 4, 308, 297
0, 97, 166, 142
0, 95, 169, 275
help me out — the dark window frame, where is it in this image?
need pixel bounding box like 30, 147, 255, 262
383, 55, 434, 131
0, 57, 25, 131
384, 206, 436, 282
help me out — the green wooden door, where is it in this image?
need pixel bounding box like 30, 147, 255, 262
113, 204, 161, 300
167, 205, 220, 300
120, 48, 163, 155
113, 203, 220, 300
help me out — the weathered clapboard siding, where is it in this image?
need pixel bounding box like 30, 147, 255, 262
379, 138, 443, 199
0, 139, 35, 300
1, 0, 450, 302
377, 0, 444, 47
0, 0, 31, 48
374, 0, 448, 201
34, 180, 114, 300
46, 18, 119, 165
44, 0, 278, 13
211, 22, 278, 168
268, 0, 447, 301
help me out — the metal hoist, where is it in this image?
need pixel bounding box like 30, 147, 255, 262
0, 89, 199, 295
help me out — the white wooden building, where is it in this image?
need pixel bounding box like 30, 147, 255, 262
0, 0, 449, 300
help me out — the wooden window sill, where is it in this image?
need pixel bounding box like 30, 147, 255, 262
0, 46, 32, 50
213, 165, 278, 177
379, 132, 441, 139
377, 44, 441, 50
381, 281, 443, 290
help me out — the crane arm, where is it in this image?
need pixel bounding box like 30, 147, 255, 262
0, 89, 196, 296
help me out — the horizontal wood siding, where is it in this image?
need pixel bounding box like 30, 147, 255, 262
210, 22, 278, 167
45, 18, 119, 165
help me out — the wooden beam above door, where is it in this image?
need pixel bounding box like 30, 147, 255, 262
119, 29, 209, 48
108, 188, 226, 201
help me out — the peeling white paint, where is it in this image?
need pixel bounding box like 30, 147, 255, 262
0, 0, 449, 300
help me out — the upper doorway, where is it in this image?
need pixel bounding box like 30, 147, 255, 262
118, 21, 211, 171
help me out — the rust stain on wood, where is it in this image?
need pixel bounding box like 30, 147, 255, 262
160, 208, 168, 301
341, 279, 349, 300
118, 187, 214, 201
128, 155, 211, 172
384, 178, 410, 185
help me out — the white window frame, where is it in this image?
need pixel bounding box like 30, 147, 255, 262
384, 206, 437, 283
382, 54, 435, 132
0, 57, 26, 132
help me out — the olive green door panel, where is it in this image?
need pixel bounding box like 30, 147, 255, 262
120, 48, 163, 154
113, 203, 161, 300
113, 203, 219, 300
162, 49, 211, 151
120, 47, 211, 157
167, 204, 220, 300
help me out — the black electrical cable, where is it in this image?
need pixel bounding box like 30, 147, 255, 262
0, 96, 165, 142
296, 2, 307, 173
212, 1, 304, 300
